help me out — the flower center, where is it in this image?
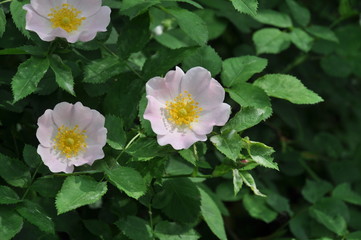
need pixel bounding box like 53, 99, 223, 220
53, 125, 87, 158
48, 4, 86, 33
165, 91, 203, 127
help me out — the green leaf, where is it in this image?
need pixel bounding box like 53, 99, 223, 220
142, 47, 196, 80
16, 200, 55, 234
232, 169, 243, 196
254, 74, 323, 104
266, 191, 293, 215
10, 0, 30, 38
23, 144, 41, 168
222, 106, 272, 132
196, 9, 227, 40
105, 115, 126, 150
0, 206, 23, 240
31, 177, 63, 198
163, 0, 203, 9
228, 82, 271, 109
253, 10, 292, 28
179, 148, 197, 166
182, 46, 222, 76
230, 0, 258, 16
11, 57, 49, 102
347, 231, 361, 240
289, 211, 310, 240
210, 130, 242, 161
332, 183, 361, 206
154, 31, 190, 49
126, 138, 170, 161
306, 25, 339, 43
290, 28, 314, 52
198, 187, 227, 240
0, 8, 6, 38
120, 0, 159, 18
0, 185, 20, 204
106, 166, 147, 199
115, 216, 152, 240
302, 179, 333, 203
103, 77, 143, 125
221, 55, 268, 87
253, 28, 291, 54
153, 178, 200, 223
118, 13, 150, 58
0, 153, 31, 188
309, 198, 348, 236
154, 221, 200, 240
55, 176, 108, 215
321, 54, 352, 78
338, 0, 358, 18
49, 55, 75, 96
243, 194, 277, 223
286, 0, 311, 27
166, 8, 208, 46
83, 219, 112, 239
239, 171, 266, 197
243, 138, 278, 170
83, 56, 127, 83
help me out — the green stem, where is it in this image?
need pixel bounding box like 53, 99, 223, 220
41, 170, 101, 179
21, 162, 42, 200
115, 132, 141, 162
281, 53, 308, 73
11, 127, 19, 158
162, 173, 213, 179
298, 158, 320, 181
148, 203, 155, 239
0, 0, 12, 4
72, 48, 91, 62
192, 145, 199, 177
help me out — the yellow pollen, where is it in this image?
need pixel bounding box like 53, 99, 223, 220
48, 4, 86, 33
165, 91, 203, 127
53, 125, 87, 158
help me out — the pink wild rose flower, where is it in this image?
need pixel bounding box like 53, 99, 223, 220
36, 102, 107, 173
23, 0, 111, 43
144, 66, 231, 150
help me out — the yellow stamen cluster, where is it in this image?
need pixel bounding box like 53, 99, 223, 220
165, 91, 203, 127
53, 125, 87, 158
48, 4, 86, 33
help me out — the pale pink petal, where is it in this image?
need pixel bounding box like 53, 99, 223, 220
180, 67, 212, 97
164, 66, 184, 99
84, 110, 107, 146
72, 145, 104, 166
52, 102, 93, 129
52, 102, 72, 127
146, 77, 172, 103
67, 0, 102, 17
157, 130, 206, 150
29, 0, 63, 18
36, 109, 56, 147
23, 5, 55, 41
195, 78, 226, 110
146, 67, 184, 103
79, 6, 111, 32
37, 145, 74, 173
191, 103, 231, 135
143, 96, 168, 135
78, 31, 97, 42
71, 102, 94, 130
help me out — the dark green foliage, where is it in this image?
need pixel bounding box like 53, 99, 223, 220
0, 0, 360, 239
